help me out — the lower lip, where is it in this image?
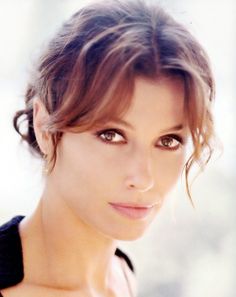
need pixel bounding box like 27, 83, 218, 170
109, 203, 154, 220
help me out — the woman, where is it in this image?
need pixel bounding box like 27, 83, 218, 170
0, 0, 215, 296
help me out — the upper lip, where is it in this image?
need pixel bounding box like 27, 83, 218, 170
109, 202, 158, 209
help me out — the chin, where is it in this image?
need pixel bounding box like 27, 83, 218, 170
117, 232, 147, 241
106, 223, 152, 241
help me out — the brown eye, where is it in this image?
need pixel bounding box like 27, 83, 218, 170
157, 135, 182, 150
97, 129, 126, 143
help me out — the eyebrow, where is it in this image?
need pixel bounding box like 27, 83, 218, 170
109, 119, 185, 133
160, 124, 184, 133
109, 118, 134, 129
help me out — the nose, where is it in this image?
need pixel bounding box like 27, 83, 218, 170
125, 148, 154, 192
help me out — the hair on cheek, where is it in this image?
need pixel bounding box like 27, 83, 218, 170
13, 0, 215, 201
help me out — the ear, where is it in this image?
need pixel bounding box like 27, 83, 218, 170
33, 98, 51, 155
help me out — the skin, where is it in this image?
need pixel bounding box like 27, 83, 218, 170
2, 76, 189, 297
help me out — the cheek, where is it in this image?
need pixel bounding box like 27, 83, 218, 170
54, 140, 125, 199
154, 151, 186, 195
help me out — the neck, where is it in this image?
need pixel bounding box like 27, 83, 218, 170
19, 184, 119, 292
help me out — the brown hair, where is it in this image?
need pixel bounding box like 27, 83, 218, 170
13, 0, 215, 200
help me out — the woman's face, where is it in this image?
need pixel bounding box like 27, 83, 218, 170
49, 77, 189, 240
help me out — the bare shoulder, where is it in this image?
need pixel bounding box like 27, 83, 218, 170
1, 284, 32, 297
1, 284, 46, 297
0, 284, 65, 297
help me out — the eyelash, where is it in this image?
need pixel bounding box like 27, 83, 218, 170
95, 129, 184, 150
95, 129, 127, 145
156, 134, 184, 151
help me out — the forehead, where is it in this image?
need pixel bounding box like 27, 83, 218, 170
121, 76, 186, 130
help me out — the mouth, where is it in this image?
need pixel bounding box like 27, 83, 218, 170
109, 202, 157, 220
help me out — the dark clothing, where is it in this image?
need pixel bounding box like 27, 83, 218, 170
0, 216, 134, 296
0, 216, 24, 291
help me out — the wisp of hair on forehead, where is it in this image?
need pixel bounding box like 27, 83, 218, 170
13, 0, 215, 201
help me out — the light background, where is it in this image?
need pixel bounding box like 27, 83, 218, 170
0, 1, 235, 297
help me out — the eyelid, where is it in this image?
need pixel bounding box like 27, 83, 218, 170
94, 128, 127, 144
164, 133, 185, 143
156, 133, 185, 150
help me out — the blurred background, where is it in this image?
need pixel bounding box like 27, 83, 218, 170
0, 0, 235, 296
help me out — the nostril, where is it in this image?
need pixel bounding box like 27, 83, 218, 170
127, 180, 154, 192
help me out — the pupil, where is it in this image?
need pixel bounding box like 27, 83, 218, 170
163, 138, 172, 146
105, 131, 115, 141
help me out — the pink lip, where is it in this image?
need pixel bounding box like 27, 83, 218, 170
109, 202, 155, 220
